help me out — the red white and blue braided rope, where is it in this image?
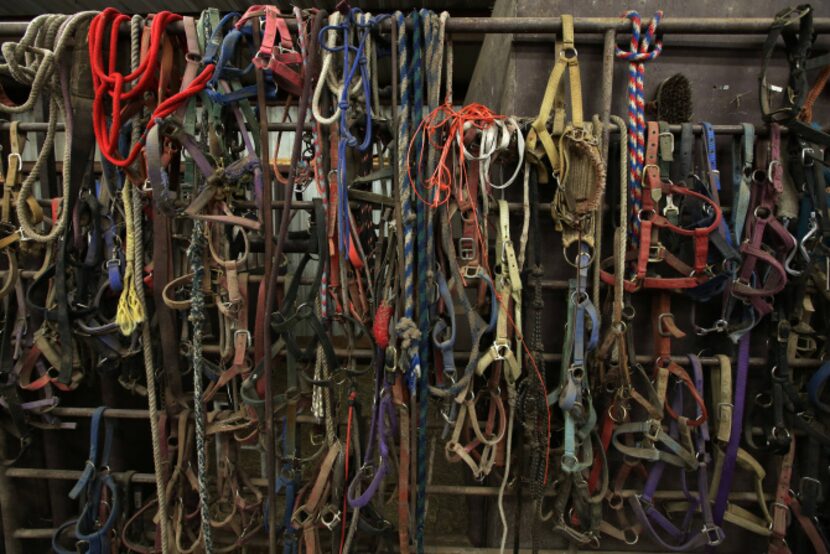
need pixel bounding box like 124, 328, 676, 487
615, 10, 663, 247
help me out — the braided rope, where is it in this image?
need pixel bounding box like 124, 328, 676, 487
614, 10, 663, 247
187, 221, 214, 554
131, 185, 170, 553
610, 115, 629, 323
123, 16, 169, 551
396, 12, 419, 388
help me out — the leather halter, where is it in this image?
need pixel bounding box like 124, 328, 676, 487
760, 5, 830, 145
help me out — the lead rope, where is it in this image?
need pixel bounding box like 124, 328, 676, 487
132, 185, 171, 554
614, 10, 663, 248
416, 11, 447, 551
187, 220, 214, 554
396, 11, 421, 393
123, 15, 169, 552
3, 14, 94, 243
115, 16, 146, 336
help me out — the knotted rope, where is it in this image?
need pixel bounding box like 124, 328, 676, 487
115, 182, 144, 335
614, 10, 663, 247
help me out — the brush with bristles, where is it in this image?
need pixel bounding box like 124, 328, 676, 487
649, 73, 693, 124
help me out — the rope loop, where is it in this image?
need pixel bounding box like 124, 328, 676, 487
615, 10, 663, 63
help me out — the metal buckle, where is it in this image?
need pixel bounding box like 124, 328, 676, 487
702, 524, 724, 546
568, 364, 585, 384
560, 453, 579, 473
7, 152, 21, 171
234, 329, 252, 348
291, 504, 315, 527
490, 340, 510, 361
658, 130, 675, 154
645, 419, 662, 442
802, 147, 816, 167
458, 237, 476, 261
463, 264, 481, 280
648, 244, 664, 263
319, 504, 341, 531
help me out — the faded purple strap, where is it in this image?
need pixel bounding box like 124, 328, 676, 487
712, 333, 751, 524
631, 355, 724, 550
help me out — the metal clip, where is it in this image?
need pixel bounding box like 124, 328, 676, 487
662, 194, 679, 221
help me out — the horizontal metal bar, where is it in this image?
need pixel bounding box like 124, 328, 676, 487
0, 120, 797, 136
47, 406, 319, 425
193, 343, 821, 368
4, 467, 770, 503
41, 409, 792, 440
1, 17, 827, 36
0, 121, 310, 132
443, 17, 830, 34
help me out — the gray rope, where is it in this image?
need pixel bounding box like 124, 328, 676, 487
0, 12, 98, 243
126, 15, 170, 552
132, 186, 171, 553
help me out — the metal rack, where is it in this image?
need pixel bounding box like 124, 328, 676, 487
0, 11, 823, 553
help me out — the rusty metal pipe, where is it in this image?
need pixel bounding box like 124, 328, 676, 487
2, 17, 828, 36
0, 120, 802, 135
0, 121, 309, 132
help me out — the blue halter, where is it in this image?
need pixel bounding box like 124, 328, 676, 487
319, 8, 390, 253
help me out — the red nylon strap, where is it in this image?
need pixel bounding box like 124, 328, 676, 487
589, 406, 616, 492
693, 227, 709, 275
636, 122, 661, 279
392, 377, 411, 554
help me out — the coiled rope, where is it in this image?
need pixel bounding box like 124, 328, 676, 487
0, 12, 97, 243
